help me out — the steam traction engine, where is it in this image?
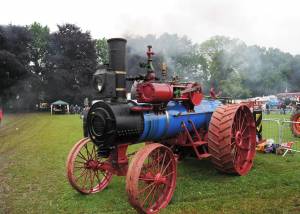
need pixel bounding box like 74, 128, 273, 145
66, 38, 257, 213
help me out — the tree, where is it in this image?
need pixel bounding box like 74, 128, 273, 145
26, 22, 50, 102
287, 55, 300, 92
46, 24, 97, 104
28, 22, 50, 80
0, 25, 32, 110
95, 38, 108, 65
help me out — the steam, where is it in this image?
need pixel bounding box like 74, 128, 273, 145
125, 33, 195, 81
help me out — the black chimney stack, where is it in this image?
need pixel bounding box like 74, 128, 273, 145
107, 38, 127, 101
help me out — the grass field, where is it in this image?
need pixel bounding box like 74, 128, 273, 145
1, 113, 300, 214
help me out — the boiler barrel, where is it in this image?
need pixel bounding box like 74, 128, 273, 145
139, 99, 221, 141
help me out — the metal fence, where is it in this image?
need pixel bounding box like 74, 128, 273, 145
281, 120, 300, 151
262, 119, 282, 144
262, 118, 300, 155
263, 108, 293, 115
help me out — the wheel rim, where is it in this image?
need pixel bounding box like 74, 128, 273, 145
66, 138, 113, 194
231, 106, 256, 175
126, 143, 177, 214
292, 114, 300, 136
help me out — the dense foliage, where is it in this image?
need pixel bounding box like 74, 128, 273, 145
0, 23, 300, 111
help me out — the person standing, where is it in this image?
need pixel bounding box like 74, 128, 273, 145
0, 107, 3, 125
282, 103, 286, 114
266, 103, 270, 115
81, 106, 90, 137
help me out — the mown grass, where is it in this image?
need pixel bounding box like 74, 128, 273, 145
0, 113, 300, 214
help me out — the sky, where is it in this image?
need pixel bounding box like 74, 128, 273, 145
1, 0, 300, 54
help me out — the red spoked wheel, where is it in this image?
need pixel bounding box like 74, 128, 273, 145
208, 104, 256, 175
66, 138, 113, 194
126, 143, 177, 214
291, 110, 300, 137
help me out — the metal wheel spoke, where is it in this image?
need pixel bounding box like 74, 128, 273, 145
233, 147, 241, 165
163, 170, 175, 177
231, 139, 236, 147
236, 110, 241, 131
160, 150, 167, 172
232, 122, 237, 134
237, 151, 246, 166
81, 169, 89, 190
139, 177, 155, 181
138, 182, 155, 195
75, 168, 87, 182
78, 151, 88, 161
239, 145, 249, 151
242, 135, 251, 142
150, 152, 160, 174
141, 185, 156, 207
241, 123, 249, 135
154, 184, 165, 205
145, 157, 155, 175
75, 160, 86, 165
153, 184, 164, 209
231, 144, 237, 157
240, 112, 246, 131
148, 184, 160, 208
237, 110, 241, 131
73, 165, 85, 170
99, 170, 109, 180
84, 144, 91, 160
90, 170, 96, 190
95, 170, 102, 184
161, 159, 172, 176
156, 149, 160, 173
90, 145, 95, 160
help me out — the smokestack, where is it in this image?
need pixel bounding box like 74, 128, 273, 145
107, 38, 127, 101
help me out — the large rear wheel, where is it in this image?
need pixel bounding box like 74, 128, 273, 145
208, 104, 256, 175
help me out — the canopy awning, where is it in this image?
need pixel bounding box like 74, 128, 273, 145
50, 100, 69, 114
51, 100, 69, 105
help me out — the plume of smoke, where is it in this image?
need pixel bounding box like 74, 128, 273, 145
125, 33, 195, 81
201, 35, 297, 97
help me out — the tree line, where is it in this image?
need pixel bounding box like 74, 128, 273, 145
0, 23, 300, 111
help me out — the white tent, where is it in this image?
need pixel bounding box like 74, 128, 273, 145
50, 100, 69, 115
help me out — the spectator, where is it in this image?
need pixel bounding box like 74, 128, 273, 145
81, 106, 90, 137
69, 104, 74, 114
0, 107, 3, 125
74, 105, 80, 114
282, 103, 286, 114
266, 103, 270, 115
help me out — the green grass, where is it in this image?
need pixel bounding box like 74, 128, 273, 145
1, 113, 300, 213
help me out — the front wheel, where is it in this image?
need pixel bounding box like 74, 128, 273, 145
126, 143, 177, 214
66, 138, 113, 194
